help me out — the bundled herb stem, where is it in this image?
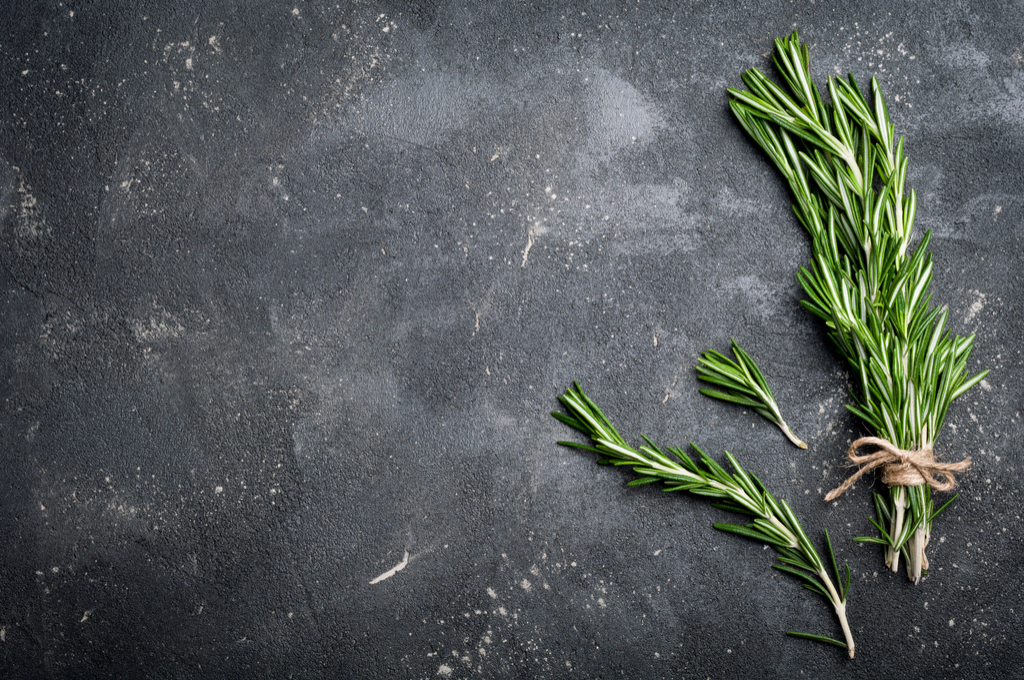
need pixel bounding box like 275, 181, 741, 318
728, 32, 988, 582
553, 383, 855, 657
697, 339, 806, 448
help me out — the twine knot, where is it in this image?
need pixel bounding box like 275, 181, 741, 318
824, 436, 970, 502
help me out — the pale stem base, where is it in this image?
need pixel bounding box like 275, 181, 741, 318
820, 569, 855, 658
778, 421, 807, 449
886, 487, 906, 573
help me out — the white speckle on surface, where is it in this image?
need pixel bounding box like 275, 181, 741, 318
15, 175, 48, 240
520, 578, 532, 592
133, 305, 185, 344
0, 626, 4, 642
24, 421, 40, 442
214, 486, 223, 494
292, 7, 300, 16
949, 619, 955, 627
521, 228, 535, 267
980, 379, 992, 391
369, 550, 410, 584
965, 291, 986, 322
437, 664, 453, 677
80, 609, 93, 623
486, 587, 497, 599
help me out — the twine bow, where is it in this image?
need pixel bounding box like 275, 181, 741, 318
824, 436, 971, 502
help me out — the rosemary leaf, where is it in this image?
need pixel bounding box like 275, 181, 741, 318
786, 631, 850, 651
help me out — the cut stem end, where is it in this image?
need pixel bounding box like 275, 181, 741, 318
779, 421, 807, 449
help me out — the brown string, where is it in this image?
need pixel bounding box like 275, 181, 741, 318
824, 436, 971, 501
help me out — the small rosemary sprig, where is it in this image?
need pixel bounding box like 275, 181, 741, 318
697, 339, 807, 448
553, 383, 855, 657
728, 31, 988, 582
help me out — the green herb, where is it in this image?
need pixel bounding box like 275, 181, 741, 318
728, 32, 988, 582
697, 339, 807, 448
553, 383, 855, 657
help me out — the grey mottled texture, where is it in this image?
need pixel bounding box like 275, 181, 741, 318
1, 1, 1022, 678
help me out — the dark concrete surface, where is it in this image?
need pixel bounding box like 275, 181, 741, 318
2, 1, 1022, 678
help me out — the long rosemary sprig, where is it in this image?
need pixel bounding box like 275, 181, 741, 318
728, 32, 988, 582
697, 339, 807, 448
553, 383, 855, 657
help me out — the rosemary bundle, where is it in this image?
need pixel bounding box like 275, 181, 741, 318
728, 32, 988, 582
553, 384, 855, 657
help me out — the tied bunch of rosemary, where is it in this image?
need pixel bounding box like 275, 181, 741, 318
553, 384, 855, 657
728, 32, 988, 581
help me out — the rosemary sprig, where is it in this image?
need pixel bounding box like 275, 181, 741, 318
728, 31, 988, 582
697, 339, 807, 448
553, 383, 855, 657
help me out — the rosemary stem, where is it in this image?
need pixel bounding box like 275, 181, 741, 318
922, 519, 931, 572
819, 571, 856, 658
888, 487, 906, 572
778, 421, 807, 449
696, 341, 806, 449
706, 478, 801, 548
554, 384, 856, 655
767, 514, 800, 549
909, 524, 925, 583
839, 150, 862, 191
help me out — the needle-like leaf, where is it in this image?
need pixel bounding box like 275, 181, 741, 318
786, 631, 850, 651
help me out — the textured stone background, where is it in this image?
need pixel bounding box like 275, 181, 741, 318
2, 1, 1021, 677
